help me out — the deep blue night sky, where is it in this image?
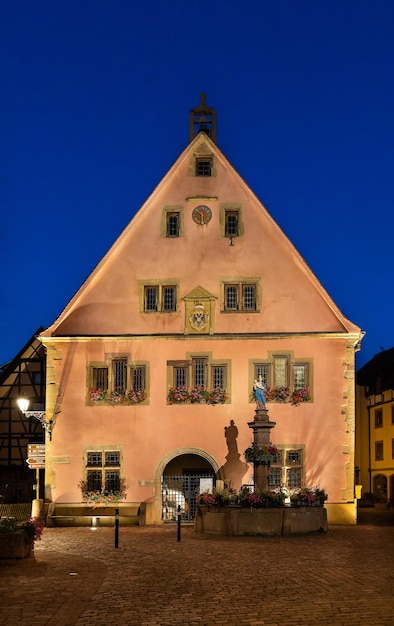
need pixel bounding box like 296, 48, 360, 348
1, 1, 393, 369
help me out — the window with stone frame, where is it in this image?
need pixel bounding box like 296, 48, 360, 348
92, 358, 127, 392
86, 450, 121, 493
223, 282, 257, 312
144, 284, 177, 312
88, 358, 147, 399
269, 447, 304, 489
167, 357, 229, 398
252, 356, 311, 397
166, 212, 180, 237
195, 157, 212, 176
225, 210, 239, 237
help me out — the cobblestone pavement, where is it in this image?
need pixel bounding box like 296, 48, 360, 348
1, 510, 394, 626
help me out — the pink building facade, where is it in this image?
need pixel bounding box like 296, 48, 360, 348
41, 101, 362, 524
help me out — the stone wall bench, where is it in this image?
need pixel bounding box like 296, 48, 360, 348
46, 503, 140, 527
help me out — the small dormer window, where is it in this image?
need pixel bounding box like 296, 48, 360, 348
195, 158, 212, 177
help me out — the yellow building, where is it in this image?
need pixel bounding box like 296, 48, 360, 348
39, 97, 363, 525
356, 348, 394, 504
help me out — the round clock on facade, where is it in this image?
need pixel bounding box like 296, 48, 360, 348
192, 205, 212, 225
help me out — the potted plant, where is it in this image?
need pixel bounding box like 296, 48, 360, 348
0, 516, 44, 558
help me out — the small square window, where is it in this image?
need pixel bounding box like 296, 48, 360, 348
87, 452, 102, 466
195, 158, 212, 176
287, 450, 302, 464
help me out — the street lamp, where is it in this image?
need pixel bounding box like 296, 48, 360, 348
17, 398, 53, 440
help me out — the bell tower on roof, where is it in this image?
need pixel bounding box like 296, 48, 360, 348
189, 93, 216, 143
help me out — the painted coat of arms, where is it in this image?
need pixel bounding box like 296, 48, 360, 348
190, 302, 209, 331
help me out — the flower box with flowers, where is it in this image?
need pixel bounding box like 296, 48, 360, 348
290, 487, 328, 506
251, 386, 311, 405
167, 386, 227, 405
290, 388, 311, 406
78, 478, 127, 508
87, 388, 147, 406
244, 444, 280, 465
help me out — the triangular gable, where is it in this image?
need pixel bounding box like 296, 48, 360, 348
42, 133, 360, 339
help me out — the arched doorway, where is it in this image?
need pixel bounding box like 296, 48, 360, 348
161, 451, 218, 522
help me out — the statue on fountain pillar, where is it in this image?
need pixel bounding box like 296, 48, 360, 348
253, 375, 266, 410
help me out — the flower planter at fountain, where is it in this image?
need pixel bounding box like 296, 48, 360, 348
194, 505, 328, 536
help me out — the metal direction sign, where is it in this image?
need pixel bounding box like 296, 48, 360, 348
28, 444, 46, 455
27, 444, 46, 469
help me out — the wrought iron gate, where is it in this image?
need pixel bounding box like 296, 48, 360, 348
162, 473, 214, 523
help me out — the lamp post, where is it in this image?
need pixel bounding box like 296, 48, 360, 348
17, 398, 50, 518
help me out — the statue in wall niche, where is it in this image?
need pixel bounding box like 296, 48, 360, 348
253, 375, 267, 410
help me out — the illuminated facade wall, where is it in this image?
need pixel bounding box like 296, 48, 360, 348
41, 120, 362, 524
